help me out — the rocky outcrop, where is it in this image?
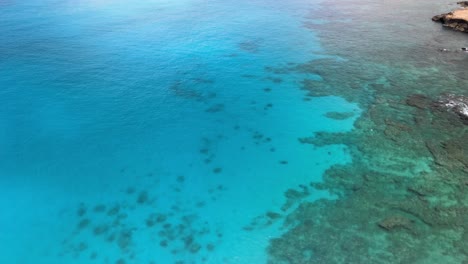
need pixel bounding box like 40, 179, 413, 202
432, 94, 468, 123
406, 93, 468, 124
432, 3, 468, 33
458, 1, 468, 8
378, 215, 414, 231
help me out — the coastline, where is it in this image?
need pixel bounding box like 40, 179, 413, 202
432, 2, 468, 33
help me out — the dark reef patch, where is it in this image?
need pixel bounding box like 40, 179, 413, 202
93, 224, 110, 236
63, 178, 226, 263
136, 191, 149, 204
77, 204, 87, 217
266, 76, 283, 83
77, 218, 91, 230
117, 229, 133, 251
115, 258, 126, 264
169, 80, 215, 102
324, 111, 355, 120
239, 39, 261, 53
176, 175, 185, 183
378, 215, 415, 232
93, 204, 106, 213
107, 205, 120, 216
205, 103, 224, 113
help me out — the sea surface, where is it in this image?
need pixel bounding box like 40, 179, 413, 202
0, 0, 467, 263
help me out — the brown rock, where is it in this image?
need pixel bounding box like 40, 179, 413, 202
432, 8, 468, 33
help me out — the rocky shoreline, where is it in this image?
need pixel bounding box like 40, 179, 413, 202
432, 2, 468, 33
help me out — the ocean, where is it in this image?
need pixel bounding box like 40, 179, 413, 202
0, 0, 467, 263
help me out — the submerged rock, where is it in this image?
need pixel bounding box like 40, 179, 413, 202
266, 211, 282, 219
117, 229, 133, 251
432, 94, 468, 123
77, 218, 91, 230
115, 258, 126, 264
137, 191, 149, 204
324, 111, 355, 120
432, 4, 468, 33
406, 94, 431, 109
378, 215, 413, 231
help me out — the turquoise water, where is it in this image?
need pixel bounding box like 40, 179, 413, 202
0, 0, 360, 263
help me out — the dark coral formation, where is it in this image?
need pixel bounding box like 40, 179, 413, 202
378, 215, 414, 231
61, 174, 227, 263
324, 111, 355, 120
239, 39, 262, 53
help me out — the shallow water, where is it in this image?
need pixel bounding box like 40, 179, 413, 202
1, 0, 467, 263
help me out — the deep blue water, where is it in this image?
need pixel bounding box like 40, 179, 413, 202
0, 0, 359, 263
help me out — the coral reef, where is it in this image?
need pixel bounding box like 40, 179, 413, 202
324, 111, 355, 120
265, 0, 468, 262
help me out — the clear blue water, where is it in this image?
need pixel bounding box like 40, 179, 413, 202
0, 0, 360, 263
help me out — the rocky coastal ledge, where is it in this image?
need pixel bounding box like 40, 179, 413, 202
432, 2, 468, 32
